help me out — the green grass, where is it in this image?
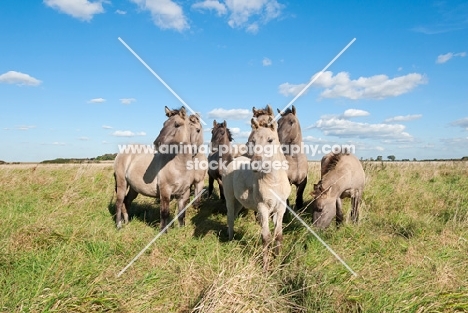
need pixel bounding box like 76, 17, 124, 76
1, 161, 468, 312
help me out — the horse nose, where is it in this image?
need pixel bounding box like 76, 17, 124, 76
251, 154, 262, 163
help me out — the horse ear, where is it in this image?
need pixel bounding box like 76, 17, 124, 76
223, 120, 227, 127
213, 120, 217, 127
292, 105, 296, 115
267, 104, 273, 115
251, 118, 259, 129
180, 106, 186, 117
252, 107, 257, 114
277, 108, 282, 115
165, 106, 171, 116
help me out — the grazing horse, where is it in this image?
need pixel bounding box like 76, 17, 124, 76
311, 152, 365, 229
207, 120, 234, 200
113, 107, 204, 230
276, 105, 308, 209
252, 104, 308, 209
223, 117, 291, 270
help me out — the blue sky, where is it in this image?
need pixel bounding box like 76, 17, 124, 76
1, 0, 467, 162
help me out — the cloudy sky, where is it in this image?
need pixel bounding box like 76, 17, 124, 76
1, 0, 467, 161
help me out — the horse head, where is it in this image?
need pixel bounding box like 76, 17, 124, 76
252, 104, 276, 126
153, 106, 189, 151
276, 105, 302, 145
189, 113, 204, 148
210, 119, 232, 152
311, 182, 337, 229
248, 116, 282, 173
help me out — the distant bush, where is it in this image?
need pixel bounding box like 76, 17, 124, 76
0, 160, 6, 164
95, 153, 117, 161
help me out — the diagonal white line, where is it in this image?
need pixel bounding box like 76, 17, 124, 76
118, 37, 207, 125
273, 38, 356, 123
269, 188, 358, 277
117, 189, 206, 277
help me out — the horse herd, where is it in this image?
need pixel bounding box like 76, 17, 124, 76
113, 105, 365, 269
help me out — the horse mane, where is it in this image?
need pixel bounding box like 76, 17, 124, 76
281, 107, 293, 115
189, 114, 200, 124
322, 153, 343, 174
252, 105, 274, 118
166, 107, 185, 117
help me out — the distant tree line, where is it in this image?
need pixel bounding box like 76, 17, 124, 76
41, 153, 117, 164
360, 156, 468, 162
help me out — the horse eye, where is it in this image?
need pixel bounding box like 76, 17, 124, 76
175, 123, 180, 128
267, 138, 273, 143
197, 128, 201, 133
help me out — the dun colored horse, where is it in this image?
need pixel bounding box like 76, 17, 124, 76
113, 107, 205, 230
311, 152, 365, 229
252, 104, 308, 209
223, 116, 291, 270
207, 120, 234, 200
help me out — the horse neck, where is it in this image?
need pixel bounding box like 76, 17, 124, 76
320, 169, 345, 197
256, 144, 287, 184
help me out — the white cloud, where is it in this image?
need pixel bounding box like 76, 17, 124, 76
0, 71, 42, 86
88, 98, 106, 103
115, 9, 127, 15
102, 125, 113, 129
78, 136, 90, 141
436, 52, 466, 64
193, 0, 283, 32
308, 111, 414, 142
192, 0, 227, 15
44, 0, 105, 21
450, 117, 468, 130
120, 98, 136, 105
207, 108, 251, 120
16, 125, 36, 131
440, 137, 468, 150
112, 130, 147, 137
341, 109, 370, 118
262, 57, 272, 66
226, 0, 283, 29
279, 71, 427, 100
278, 82, 308, 97
384, 114, 422, 123
302, 135, 324, 143
130, 0, 189, 31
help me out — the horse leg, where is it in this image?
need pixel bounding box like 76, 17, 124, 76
114, 173, 127, 229
122, 187, 138, 225
193, 180, 204, 209
273, 205, 285, 258
336, 198, 343, 227
257, 205, 272, 271
351, 192, 361, 223
177, 189, 190, 227
217, 178, 225, 200
159, 193, 171, 232
208, 175, 214, 198
295, 176, 307, 209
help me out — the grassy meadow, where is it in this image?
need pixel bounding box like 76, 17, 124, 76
1, 161, 468, 312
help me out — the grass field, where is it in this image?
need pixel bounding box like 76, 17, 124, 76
1, 161, 468, 312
